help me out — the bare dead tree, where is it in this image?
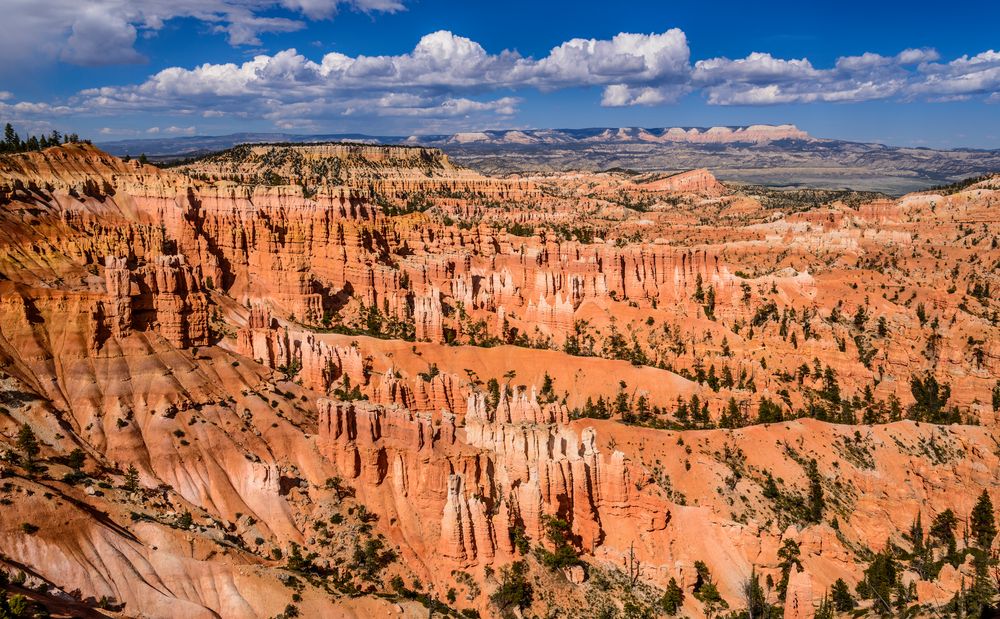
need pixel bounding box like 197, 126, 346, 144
627, 541, 641, 587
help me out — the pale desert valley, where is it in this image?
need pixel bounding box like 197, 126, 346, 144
0, 129, 997, 619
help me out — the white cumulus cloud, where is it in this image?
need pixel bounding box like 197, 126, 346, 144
0, 0, 408, 69
2, 24, 999, 134
48, 29, 695, 125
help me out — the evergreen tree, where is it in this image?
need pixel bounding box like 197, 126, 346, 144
777, 539, 802, 601
0, 591, 31, 618
762, 472, 780, 500
858, 548, 899, 616
814, 591, 834, 619
964, 551, 997, 617
16, 423, 40, 467
0, 123, 85, 154
66, 448, 86, 471
539, 372, 555, 403
757, 397, 783, 424
537, 515, 580, 570
909, 372, 952, 422
660, 577, 684, 616
486, 378, 501, 410
635, 395, 650, 422
831, 578, 856, 611
721, 365, 734, 389
490, 561, 532, 614
706, 365, 719, 391
3, 122, 18, 150
906, 512, 934, 579
740, 568, 770, 618
853, 304, 867, 329
674, 397, 690, 428
703, 286, 716, 319
176, 511, 194, 528
693, 571, 728, 619
821, 367, 840, 404
970, 490, 997, 549
693, 273, 705, 303
698, 582, 727, 618
614, 387, 630, 416
123, 464, 140, 493
930, 509, 958, 556
720, 397, 744, 429
806, 459, 824, 523
285, 542, 318, 573
887, 394, 903, 422
909, 511, 923, 551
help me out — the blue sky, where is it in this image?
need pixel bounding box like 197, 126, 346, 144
1, 0, 998, 147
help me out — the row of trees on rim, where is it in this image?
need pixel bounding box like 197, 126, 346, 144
2, 122, 87, 153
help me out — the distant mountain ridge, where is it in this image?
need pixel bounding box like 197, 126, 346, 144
415, 124, 812, 145
97, 124, 813, 158
96, 124, 1000, 193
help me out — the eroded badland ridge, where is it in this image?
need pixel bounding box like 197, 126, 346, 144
0, 141, 998, 618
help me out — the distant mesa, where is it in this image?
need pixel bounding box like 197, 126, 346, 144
436, 124, 811, 146
97, 124, 812, 158
447, 132, 493, 144
579, 124, 810, 144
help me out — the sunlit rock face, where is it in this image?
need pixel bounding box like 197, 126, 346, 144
0, 142, 997, 618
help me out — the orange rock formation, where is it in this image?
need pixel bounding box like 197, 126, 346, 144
0, 142, 997, 618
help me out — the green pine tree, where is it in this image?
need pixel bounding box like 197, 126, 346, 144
741, 568, 770, 618
4, 123, 20, 151
777, 539, 802, 601
660, 577, 684, 615
16, 423, 40, 467
831, 578, 856, 611
123, 464, 140, 493
970, 490, 997, 549
806, 458, 824, 523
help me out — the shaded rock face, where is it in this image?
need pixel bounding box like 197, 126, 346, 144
1, 253, 208, 355
236, 304, 366, 392
0, 143, 997, 619
117, 254, 210, 348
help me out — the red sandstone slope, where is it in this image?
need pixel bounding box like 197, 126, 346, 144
0, 143, 997, 618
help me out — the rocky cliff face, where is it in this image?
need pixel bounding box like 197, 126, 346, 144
0, 143, 997, 619
313, 389, 672, 574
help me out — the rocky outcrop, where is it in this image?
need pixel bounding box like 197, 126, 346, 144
141, 255, 210, 348
102, 253, 210, 348
464, 389, 671, 550
637, 168, 726, 194
414, 286, 445, 343
783, 566, 815, 619
104, 255, 132, 339
236, 305, 366, 392
315, 386, 673, 571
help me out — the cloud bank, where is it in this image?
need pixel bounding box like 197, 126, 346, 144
2, 16, 999, 134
